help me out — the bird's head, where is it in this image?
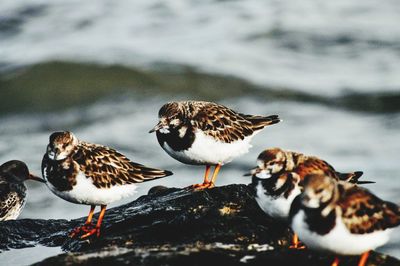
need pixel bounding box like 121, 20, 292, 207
301, 174, 336, 209
149, 102, 185, 134
46, 131, 78, 161
245, 148, 287, 179
0, 160, 45, 184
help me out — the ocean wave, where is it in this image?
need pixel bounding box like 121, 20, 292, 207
0, 61, 399, 115
1, 0, 400, 96
0, 3, 46, 37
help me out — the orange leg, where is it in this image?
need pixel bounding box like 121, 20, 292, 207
192, 165, 211, 188
193, 164, 221, 190
69, 205, 96, 238
85, 205, 96, 224
209, 164, 222, 187
331, 257, 340, 266
358, 251, 370, 266
81, 205, 107, 239
288, 233, 306, 249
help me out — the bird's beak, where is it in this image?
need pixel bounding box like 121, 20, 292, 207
243, 167, 258, 177
356, 180, 376, 185
28, 173, 46, 183
149, 121, 163, 133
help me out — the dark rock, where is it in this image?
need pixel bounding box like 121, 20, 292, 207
0, 184, 399, 266
0, 218, 76, 250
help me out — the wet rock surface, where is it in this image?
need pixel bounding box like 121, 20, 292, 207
0, 184, 399, 266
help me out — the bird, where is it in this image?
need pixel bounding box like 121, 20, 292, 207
245, 148, 373, 248
149, 100, 280, 189
42, 131, 173, 238
0, 160, 45, 221
248, 148, 366, 184
289, 173, 400, 266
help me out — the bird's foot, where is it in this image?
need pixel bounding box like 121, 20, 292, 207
80, 226, 101, 239
288, 242, 306, 250
69, 223, 96, 238
288, 234, 306, 250
191, 182, 215, 190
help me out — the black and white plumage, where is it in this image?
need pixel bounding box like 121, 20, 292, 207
42, 131, 173, 238
247, 148, 370, 221
150, 101, 280, 189
289, 174, 400, 266
0, 160, 45, 221
251, 171, 302, 221
246, 148, 374, 249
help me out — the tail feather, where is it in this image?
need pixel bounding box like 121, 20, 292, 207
243, 114, 281, 130
338, 171, 375, 185
134, 166, 173, 183
143, 168, 173, 178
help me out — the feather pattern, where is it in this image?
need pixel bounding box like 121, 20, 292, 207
250, 148, 370, 223
255, 148, 368, 184
338, 184, 400, 234
160, 101, 280, 143
75, 142, 172, 188
289, 174, 399, 256
42, 131, 173, 193
0, 182, 26, 221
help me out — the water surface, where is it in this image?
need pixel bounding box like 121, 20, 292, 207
0, 0, 399, 263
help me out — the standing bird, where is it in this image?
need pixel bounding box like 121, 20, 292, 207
0, 160, 45, 221
290, 174, 400, 266
42, 131, 172, 238
149, 101, 280, 189
246, 148, 372, 248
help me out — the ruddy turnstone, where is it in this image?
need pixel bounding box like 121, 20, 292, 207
42, 131, 172, 238
0, 160, 45, 221
246, 148, 372, 248
149, 101, 280, 189
290, 174, 400, 266
248, 148, 366, 184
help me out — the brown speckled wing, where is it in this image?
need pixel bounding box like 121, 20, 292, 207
0, 183, 19, 220
74, 142, 172, 189
190, 102, 280, 143
338, 185, 400, 234
295, 157, 338, 181
294, 155, 365, 184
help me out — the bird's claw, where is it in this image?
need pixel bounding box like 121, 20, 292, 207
69, 223, 96, 238
191, 182, 215, 190
80, 227, 101, 239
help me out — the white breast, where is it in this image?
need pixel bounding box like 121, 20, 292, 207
162, 130, 256, 165
255, 182, 301, 220
291, 209, 391, 255
45, 171, 137, 206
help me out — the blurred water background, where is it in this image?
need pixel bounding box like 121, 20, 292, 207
0, 0, 399, 264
